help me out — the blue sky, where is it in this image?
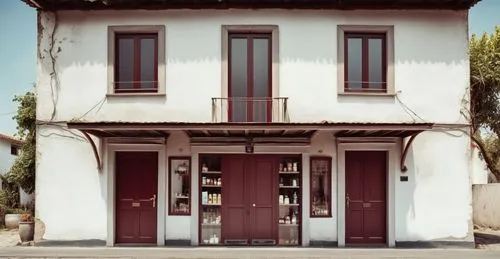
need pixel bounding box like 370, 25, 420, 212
0, 0, 499, 136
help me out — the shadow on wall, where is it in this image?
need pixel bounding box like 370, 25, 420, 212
396, 145, 417, 242
40, 10, 466, 122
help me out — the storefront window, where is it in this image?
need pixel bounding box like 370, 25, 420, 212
310, 157, 332, 217
278, 156, 301, 245
169, 157, 191, 215
199, 155, 222, 245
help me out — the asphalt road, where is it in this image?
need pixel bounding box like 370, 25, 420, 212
0, 247, 500, 259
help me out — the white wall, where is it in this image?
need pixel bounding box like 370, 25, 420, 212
0, 140, 16, 175
473, 184, 500, 229
35, 127, 473, 244
34, 8, 472, 244
37, 9, 468, 125
36, 125, 107, 240
395, 131, 473, 242
471, 145, 489, 184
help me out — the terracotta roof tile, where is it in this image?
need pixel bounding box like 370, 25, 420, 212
0, 134, 23, 146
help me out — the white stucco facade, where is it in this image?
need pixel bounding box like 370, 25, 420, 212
0, 139, 17, 176
35, 8, 473, 246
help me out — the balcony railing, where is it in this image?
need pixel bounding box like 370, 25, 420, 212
211, 97, 289, 123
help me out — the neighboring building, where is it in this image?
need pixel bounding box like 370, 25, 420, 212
0, 134, 22, 177
471, 144, 490, 184
24, 0, 478, 248
0, 133, 32, 205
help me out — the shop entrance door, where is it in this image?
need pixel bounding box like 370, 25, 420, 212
115, 151, 158, 244
221, 155, 277, 245
345, 151, 387, 245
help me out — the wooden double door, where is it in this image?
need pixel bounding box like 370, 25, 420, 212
221, 155, 277, 245
345, 151, 387, 245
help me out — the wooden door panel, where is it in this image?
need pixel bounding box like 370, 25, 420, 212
224, 208, 246, 239
250, 156, 276, 241
364, 152, 386, 203
252, 208, 273, 239
345, 151, 387, 245
222, 156, 248, 242
364, 209, 386, 241
116, 210, 137, 242
346, 210, 364, 242
115, 152, 158, 244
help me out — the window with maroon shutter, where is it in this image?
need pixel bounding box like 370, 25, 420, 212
344, 33, 387, 92
114, 33, 158, 93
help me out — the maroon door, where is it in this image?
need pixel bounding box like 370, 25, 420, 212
115, 151, 158, 244
221, 155, 277, 244
221, 155, 248, 243
248, 156, 277, 244
345, 151, 387, 244
229, 33, 272, 122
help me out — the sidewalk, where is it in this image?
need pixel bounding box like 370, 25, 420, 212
0, 247, 500, 259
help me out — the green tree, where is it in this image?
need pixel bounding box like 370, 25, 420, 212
468, 26, 500, 182
6, 91, 36, 193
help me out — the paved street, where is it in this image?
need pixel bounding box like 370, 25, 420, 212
0, 247, 500, 259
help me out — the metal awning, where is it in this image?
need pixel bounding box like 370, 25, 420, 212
65, 121, 436, 173
67, 121, 434, 140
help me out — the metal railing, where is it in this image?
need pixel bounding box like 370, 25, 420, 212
211, 97, 289, 123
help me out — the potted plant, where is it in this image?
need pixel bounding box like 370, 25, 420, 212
18, 213, 34, 242
4, 208, 25, 229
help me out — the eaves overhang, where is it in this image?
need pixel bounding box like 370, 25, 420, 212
64, 121, 440, 173
22, 0, 481, 11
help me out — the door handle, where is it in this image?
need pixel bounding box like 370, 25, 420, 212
150, 194, 156, 208
346, 194, 350, 208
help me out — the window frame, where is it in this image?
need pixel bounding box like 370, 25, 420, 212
107, 25, 166, 97
309, 156, 332, 218
337, 25, 394, 96
221, 25, 279, 122
168, 156, 192, 216
10, 145, 19, 156
114, 33, 159, 93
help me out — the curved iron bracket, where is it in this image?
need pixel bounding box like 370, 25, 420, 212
400, 132, 422, 173
79, 130, 102, 172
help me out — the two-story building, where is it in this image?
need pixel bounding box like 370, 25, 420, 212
0, 133, 32, 205
24, 0, 478, 248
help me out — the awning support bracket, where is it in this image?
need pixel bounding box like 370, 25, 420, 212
80, 130, 102, 172
400, 132, 421, 173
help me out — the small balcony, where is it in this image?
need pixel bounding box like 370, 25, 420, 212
211, 97, 289, 123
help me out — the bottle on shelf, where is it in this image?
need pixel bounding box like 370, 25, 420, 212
293, 191, 298, 204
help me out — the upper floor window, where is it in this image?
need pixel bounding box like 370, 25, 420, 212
345, 33, 386, 92
108, 26, 166, 96
337, 25, 394, 96
11, 145, 19, 156
115, 33, 158, 93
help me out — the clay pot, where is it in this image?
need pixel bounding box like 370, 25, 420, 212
4, 214, 21, 229
18, 222, 35, 242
